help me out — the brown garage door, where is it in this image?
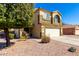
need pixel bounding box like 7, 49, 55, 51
63, 28, 75, 35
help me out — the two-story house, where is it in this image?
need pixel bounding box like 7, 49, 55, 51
32, 8, 63, 38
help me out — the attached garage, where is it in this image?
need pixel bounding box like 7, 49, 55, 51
45, 28, 60, 38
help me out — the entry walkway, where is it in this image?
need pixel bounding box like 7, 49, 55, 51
52, 35, 79, 46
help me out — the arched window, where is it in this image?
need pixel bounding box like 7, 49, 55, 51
54, 15, 60, 24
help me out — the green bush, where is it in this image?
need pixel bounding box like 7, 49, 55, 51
20, 35, 26, 39
9, 33, 14, 39
41, 35, 50, 43
20, 35, 28, 41
20, 31, 29, 39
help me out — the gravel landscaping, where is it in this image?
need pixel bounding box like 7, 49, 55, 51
0, 39, 79, 56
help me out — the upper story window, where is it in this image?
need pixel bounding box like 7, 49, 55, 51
42, 13, 51, 21
46, 13, 50, 20
54, 15, 60, 24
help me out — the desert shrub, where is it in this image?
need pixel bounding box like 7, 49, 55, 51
20, 35, 29, 41
20, 35, 26, 39
20, 31, 29, 41
41, 35, 50, 43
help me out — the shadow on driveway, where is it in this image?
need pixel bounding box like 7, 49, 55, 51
0, 42, 15, 50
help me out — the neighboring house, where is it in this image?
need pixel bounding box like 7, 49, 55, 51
32, 8, 63, 38
63, 25, 75, 35
63, 25, 79, 35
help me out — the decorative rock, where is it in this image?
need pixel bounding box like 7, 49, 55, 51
68, 47, 76, 52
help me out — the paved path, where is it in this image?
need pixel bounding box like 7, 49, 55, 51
0, 39, 79, 56
52, 35, 79, 46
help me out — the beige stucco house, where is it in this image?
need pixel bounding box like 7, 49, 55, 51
32, 8, 63, 38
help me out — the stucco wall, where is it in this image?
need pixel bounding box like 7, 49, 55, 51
75, 26, 79, 35
75, 30, 79, 35
32, 12, 41, 38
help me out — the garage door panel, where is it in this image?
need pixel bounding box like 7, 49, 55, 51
45, 29, 60, 37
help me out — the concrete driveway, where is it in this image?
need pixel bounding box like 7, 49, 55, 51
51, 35, 79, 46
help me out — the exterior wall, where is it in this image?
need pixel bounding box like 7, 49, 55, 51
75, 29, 79, 35
32, 24, 41, 38
32, 11, 41, 38
75, 26, 79, 35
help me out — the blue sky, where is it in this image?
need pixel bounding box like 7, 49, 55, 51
34, 3, 79, 25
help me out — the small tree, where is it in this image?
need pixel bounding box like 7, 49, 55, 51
0, 3, 33, 47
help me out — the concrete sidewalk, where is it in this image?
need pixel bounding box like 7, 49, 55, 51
51, 35, 79, 46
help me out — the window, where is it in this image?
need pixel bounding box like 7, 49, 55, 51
43, 13, 50, 21
54, 15, 60, 24
46, 14, 50, 20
